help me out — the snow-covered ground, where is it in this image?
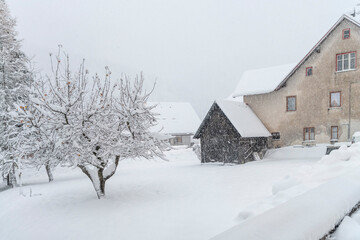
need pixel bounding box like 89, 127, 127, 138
333, 210, 360, 240
1, 145, 359, 240
213, 144, 360, 240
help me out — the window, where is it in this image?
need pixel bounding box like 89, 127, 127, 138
331, 126, 338, 140
271, 132, 280, 140
337, 52, 356, 71
170, 136, 183, 145
306, 67, 313, 76
330, 91, 341, 107
286, 96, 296, 111
304, 127, 315, 141
343, 29, 350, 39
174, 136, 182, 144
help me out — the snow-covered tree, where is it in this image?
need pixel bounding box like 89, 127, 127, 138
27, 48, 168, 198
0, 0, 32, 187
14, 100, 59, 182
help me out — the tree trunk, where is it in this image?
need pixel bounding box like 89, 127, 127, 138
6, 174, 10, 186
98, 168, 106, 197
7, 172, 16, 188
18, 171, 23, 196
45, 164, 54, 182
78, 156, 120, 199
78, 165, 106, 199
10, 172, 16, 188
6, 164, 17, 188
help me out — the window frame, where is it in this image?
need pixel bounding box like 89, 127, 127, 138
330, 91, 341, 108
343, 28, 350, 40
331, 126, 338, 140
271, 132, 280, 140
336, 51, 357, 72
306, 67, 313, 76
286, 96, 297, 112
303, 127, 315, 141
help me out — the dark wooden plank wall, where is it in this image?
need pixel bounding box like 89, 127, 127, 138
199, 104, 267, 164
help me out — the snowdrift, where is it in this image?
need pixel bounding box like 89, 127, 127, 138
265, 145, 326, 160
212, 143, 360, 240
211, 170, 360, 240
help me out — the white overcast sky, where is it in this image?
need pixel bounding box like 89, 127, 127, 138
7, 0, 360, 117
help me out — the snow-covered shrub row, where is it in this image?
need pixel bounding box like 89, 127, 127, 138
218, 144, 360, 239
333, 216, 360, 240
213, 169, 360, 240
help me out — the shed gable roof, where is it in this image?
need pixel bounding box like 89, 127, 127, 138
194, 100, 271, 138
231, 14, 360, 98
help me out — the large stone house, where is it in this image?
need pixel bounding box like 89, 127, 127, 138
195, 14, 360, 163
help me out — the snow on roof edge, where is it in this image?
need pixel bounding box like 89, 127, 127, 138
231, 63, 297, 98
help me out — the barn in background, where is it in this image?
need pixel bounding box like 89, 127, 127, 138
150, 102, 201, 147
194, 100, 270, 163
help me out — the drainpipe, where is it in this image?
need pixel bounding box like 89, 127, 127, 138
348, 82, 351, 141
348, 81, 356, 141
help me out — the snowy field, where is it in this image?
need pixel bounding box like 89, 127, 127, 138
1, 145, 359, 240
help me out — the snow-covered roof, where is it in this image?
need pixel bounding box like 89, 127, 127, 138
195, 99, 271, 138
231, 63, 296, 97
231, 14, 360, 98
149, 102, 201, 135
217, 100, 271, 137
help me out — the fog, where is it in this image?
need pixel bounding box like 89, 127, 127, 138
7, 0, 359, 117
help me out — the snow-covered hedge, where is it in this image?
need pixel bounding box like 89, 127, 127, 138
212, 171, 360, 240
333, 216, 360, 239
211, 143, 360, 240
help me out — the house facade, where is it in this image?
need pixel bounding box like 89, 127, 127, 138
233, 15, 360, 147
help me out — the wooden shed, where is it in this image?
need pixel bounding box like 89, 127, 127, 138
194, 100, 271, 164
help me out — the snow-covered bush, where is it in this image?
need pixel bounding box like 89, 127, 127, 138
24, 47, 168, 198
320, 143, 360, 164
192, 143, 201, 161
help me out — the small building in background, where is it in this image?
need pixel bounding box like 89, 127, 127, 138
150, 102, 201, 147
